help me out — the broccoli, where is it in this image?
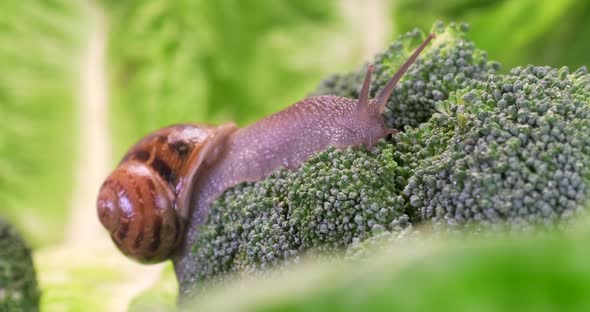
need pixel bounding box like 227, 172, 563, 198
178, 22, 499, 296
313, 21, 499, 129
0, 219, 40, 312
177, 23, 590, 298
404, 65, 590, 229
183, 143, 412, 296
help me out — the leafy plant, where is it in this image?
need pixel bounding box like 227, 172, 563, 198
392, 0, 590, 70
102, 0, 355, 157
0, 1, 87, 245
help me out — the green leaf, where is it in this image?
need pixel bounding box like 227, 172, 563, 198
102, 0, 354, 157
392, 0, 590, 70
0, 1, 87, 245
184, 221, 590, 311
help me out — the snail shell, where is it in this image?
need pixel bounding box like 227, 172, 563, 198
96, 123, 237, 263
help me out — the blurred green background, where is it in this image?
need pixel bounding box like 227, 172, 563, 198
0, 0, 589, 311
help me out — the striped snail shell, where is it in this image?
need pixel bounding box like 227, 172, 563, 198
96, 123, 237, 263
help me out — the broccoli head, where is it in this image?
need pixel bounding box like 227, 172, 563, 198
313, 21, 499, 129
404, 65, 590, 229
0, 219, 40, 312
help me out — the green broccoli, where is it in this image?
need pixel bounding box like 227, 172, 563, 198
404, 65, 590, 229
184, 143, 411, 296
178, 22, 500, 296
0, 219, 40, 312
313, 21, 499, 129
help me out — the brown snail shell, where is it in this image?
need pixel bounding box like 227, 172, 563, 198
96, 123, 237, 262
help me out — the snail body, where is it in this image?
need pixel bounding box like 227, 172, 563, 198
97, 34, 435, 265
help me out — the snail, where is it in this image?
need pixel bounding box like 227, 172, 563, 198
97, 34, 435, 264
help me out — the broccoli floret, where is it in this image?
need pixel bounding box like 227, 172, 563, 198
0, 219, 40, 312
185, 143, 411, 295
313, 22, 499, 129
404, 65, 590, 230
